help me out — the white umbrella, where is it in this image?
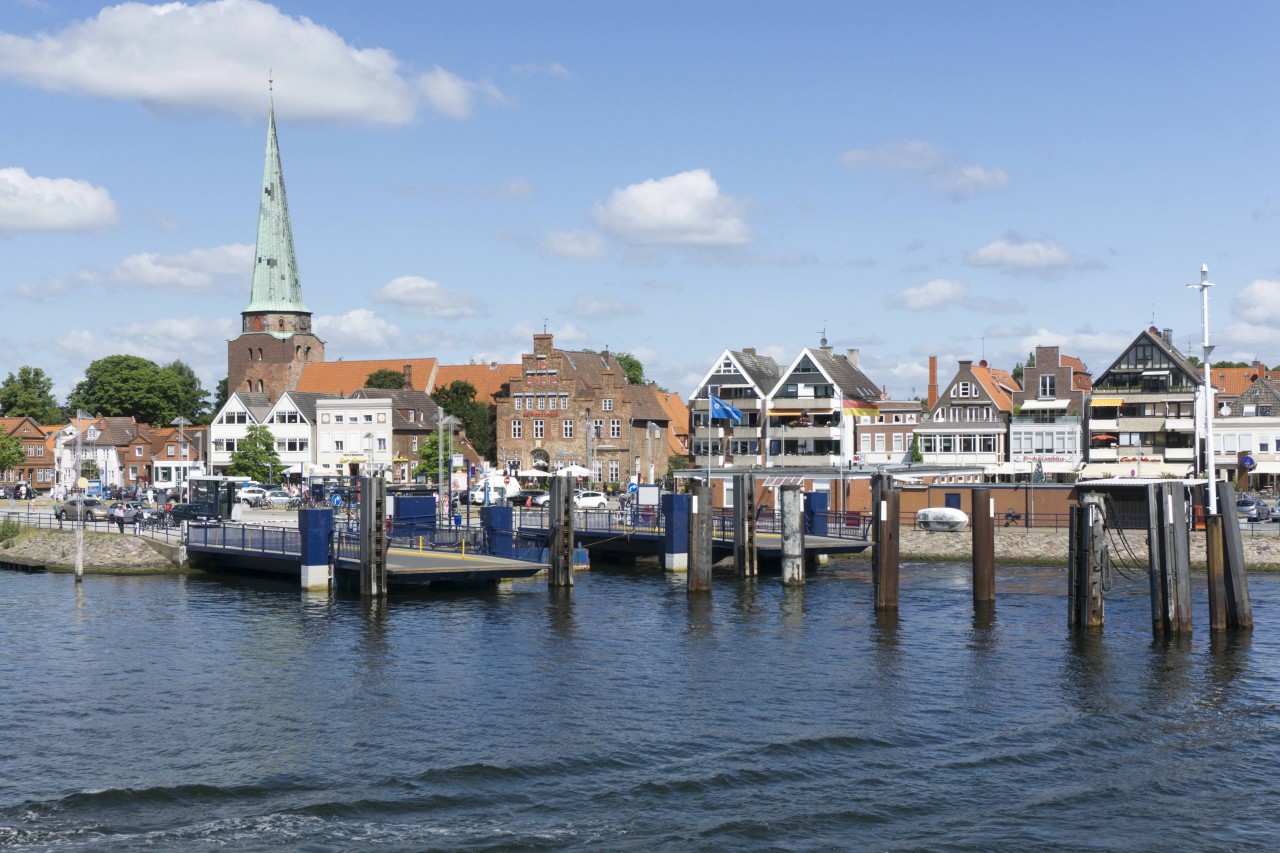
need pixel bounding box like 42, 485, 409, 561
556, 464, 592, 477
517, 468, 550, 478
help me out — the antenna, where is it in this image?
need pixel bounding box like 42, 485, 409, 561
268, 68, 273, 92
542, 318, 548, 334
819, 326, 827, 347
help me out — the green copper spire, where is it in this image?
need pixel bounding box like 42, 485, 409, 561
245, 97, 309, 314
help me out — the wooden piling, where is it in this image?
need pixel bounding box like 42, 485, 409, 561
688, 479, 712, 593
733, 473, 758, 578
1214, 481, 1254, 631
548, 476, 574, 587
871, 474, 900, 610
780, 485, 805, 586
359, 475, 387, 597
1069, 495, 1105, 631
971, 487, 995, 605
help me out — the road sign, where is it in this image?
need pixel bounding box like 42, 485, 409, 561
331, 494, 343, 507
1241, 454, 1257, 471
627, 482, 639, 494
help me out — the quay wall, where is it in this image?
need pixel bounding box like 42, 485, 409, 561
0, 530, 182, 573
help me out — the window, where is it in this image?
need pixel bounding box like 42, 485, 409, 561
608, 460, 620, 482
875, 433, 885, 452
593, 419, 604, 437
412, 436, 419, 451
893, 433, 903, 452
377, 437, 387, 452
515, 396, 523, 411
1039, 374, 1056, 399
335, 414, 344, 424
333, 438, 344, 451
610, 419, 621, 438
563, 420, 575, 439
537, 395, 546, 410
364, 414, 373, 423
220, 411, 249, 424
129, 466, 137, 478
560, 394, 569, 410
511, 420, 522, 439
860, 434, 871, 452
135, 446, 144, 457
533, 419, 545, 439
166, 445, 175, 457
602, 399, 614, 412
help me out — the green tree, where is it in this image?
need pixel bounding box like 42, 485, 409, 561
0, 433, 23, 480
412, 431, 457, 480
432, 380, 495, 462
226, 424, 283, 483
365, 369, 405, 389
0, 366, 63, 423
667, 453, 691, 472
66, 355, 182, 425
1211, 360, 1250, 368
162, 360, 210, 423
615, 352, 644, 385
909, 433, 923, 463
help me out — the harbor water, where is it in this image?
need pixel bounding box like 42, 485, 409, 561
1, 561, 1278, 851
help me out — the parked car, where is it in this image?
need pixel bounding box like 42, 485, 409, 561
238, 486, 268, 506
265, 489, 290, 503
1236, 495, 1266, 521
166, 503, 220, 525
1268, 501, 1280, 523
517, 490, 548, 507
117, 500, 165, 523
58, 497, 107, 521
0, 485, 11, 500
573, 490, 608, 509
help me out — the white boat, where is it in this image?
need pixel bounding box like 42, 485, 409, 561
916, 507, 969, 532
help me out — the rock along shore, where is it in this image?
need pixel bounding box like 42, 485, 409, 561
844, 525, 1280, 570
0, 529, 182, 573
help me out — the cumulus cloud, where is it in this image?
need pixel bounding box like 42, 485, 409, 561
371, 275, 483, 318
417, 66, 509, 120
504, 321, 588, 347
840, 140, 1008, 200
966, 235, 1096, 278
511, 62, 571, 78
109, 243, 253, 291
314, 308, 400, 352
1015, 327, 1131, 369
1232, 279, 1280, 325
567, 295, 638, 320
107, 315, 237, 363
541, 230, 607, 260
887, 279, 968, 311
593, 169, 752, 247
0, 0, 500, 123
0, 167, 118, 234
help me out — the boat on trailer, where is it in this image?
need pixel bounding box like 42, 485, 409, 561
916, 507, 969, 532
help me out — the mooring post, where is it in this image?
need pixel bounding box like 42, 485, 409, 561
1070, 494, 1105, 631
298, 506, 334, 591
780, 484, 805, 586
1215, 481, 1253, 630
358, 475, 387, 597
1145, 483, 1165, 636
871, 473, 900, 610
548, 475, 574, 587
971, 487, 995, 605
733, 473, 757, 578
688, 479, 712, 593
1150, 482, 1192, 634
661, 492, 690, 571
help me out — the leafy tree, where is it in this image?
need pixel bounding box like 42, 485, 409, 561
161, 360, 210, 423
66, 355, 182, 425
1211, 360, 1251, 369
1187, 355, 1202, 369
615, 352, 644, 385
909, 433, 923, 463
432, 380, 495, 462
0, 366, 63, 423
0, 433, 23, 479
365, 369, 405, 389
412, 431, 457, 480
226, 424, 282, 483
667, 453, 691, 472
1011, 361, 1024, 385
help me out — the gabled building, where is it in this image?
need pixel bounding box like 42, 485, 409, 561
688, 347, 782, 469
915, 357, 1019, 468
0, 417, 55, 490
1006, 345, 1092, 481
764, 343, 886, 468
208, 392, 273, 475
350, 387, 442, 483
1211, 376, 1280, 489
1085, 327, 1200, 478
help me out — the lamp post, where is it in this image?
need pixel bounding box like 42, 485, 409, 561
584, 406, 592, 486
73, 409, 90, 584
646, 422, 661, 484
1188, 264, 1217, 515
438, 414, 459, 520
171, 416, 191, 495
363, 432, 374, 477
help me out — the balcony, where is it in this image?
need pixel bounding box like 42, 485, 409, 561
772, 453, 840, 467
1088, 448, 1118, 461
732, 425, 762, 438
1011, 415, 1082, 426
785, 425, 839, 439
1164, 447, 1195, 461
770, 396, 841, 411
1088, 419, 1118, 431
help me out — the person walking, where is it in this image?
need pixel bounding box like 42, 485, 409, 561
114, 503, 126, 534
133, 507, 144, 535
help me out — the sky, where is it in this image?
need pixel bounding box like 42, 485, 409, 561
4, 0, 1280, 408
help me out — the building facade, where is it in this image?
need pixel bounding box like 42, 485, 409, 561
1006, 345, 1092, 481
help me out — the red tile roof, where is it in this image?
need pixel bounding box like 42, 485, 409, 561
972, 364, 1020, 411
296, 358, 438, 395
434, 363, 522, 403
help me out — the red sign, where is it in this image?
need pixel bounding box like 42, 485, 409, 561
504, 475, 511, 485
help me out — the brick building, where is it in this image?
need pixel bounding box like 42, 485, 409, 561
494, 333, 673, 487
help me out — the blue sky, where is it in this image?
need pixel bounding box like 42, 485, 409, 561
4, 0, 1280, 406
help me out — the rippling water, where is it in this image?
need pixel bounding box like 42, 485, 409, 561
1, 561, 1277, 851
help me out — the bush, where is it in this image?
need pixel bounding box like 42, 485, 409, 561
0, 518, 20, 547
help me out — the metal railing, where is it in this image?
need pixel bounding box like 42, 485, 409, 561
188, 522, 301, 556
0, 509, 187, 544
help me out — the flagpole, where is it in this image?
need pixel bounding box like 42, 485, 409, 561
706, 391, 712, 487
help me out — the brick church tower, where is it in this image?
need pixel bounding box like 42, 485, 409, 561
226, 95, 324, 402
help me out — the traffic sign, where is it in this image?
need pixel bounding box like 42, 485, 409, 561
1241, 455, 1257, 471
627, 482, 639, 494
331, 494, 343, 507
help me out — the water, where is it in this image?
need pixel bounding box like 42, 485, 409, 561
1, 562, 1277, 851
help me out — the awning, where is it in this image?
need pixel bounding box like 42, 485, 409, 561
767, 409, 803, 417
284, 463, 303, 474
1079, 462, 1193, 479
1141, 369, 1170, 376
762, 476, 803, 487
1091, 397, 1124, 407
1020, 399, 1070, 410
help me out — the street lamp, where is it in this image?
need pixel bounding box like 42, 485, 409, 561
1188, 264, 1217, 515
646, 422, 661, 484
171, 416, 191, 493
73, 408, 90, 584
363, 432, 374, 477
438, 413, 460, 518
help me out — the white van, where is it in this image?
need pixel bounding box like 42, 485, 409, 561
469, 477, 523, 505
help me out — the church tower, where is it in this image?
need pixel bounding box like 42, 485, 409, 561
226, 94, 324, 401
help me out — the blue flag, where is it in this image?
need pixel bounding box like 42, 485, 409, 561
708, 394, 744, 424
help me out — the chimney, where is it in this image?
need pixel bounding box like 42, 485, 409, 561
402, 363, 413, 390
742, 347, 756, 356
846, 348, 860, 368
927, 356, 939, 409
1162, 328, 1173, 346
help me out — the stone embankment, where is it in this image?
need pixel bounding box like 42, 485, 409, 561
0, 529, 181, 573
853, 525, 1280, 570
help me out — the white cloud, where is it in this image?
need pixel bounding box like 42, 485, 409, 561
887, 279, 968, 311
511, 62, 571, 78
541, 230, 607, 260
0, 167, 117, 234
504, 321, 588, 346
1232, 279, 1280, 325
0, 0, 498, 124
1014, 328, 1130, 369
567, 295, 637, 320
417, 65, 509, 120
966, 235, 1094, 278
109, 243, 253, 291
593, 169, 752, 247
372, 275, 482, 318
840, 139, 1008, 200
313, 308, 400, 352
106, 315, 236, 363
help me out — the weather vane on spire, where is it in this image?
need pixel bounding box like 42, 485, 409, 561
268, 69, 273, 93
